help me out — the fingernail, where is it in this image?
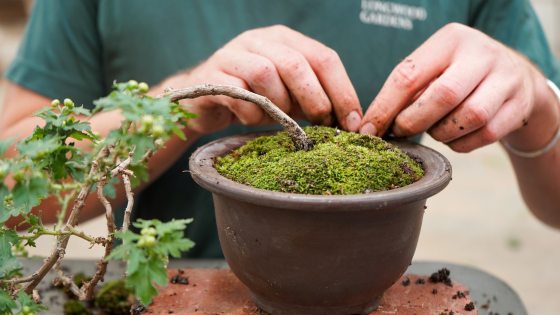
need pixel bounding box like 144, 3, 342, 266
345, 111, 361, 132
359, 123, 377, 136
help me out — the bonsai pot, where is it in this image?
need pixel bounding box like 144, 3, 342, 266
189, 133, 452, 315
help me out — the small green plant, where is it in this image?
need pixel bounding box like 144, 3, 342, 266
0, 81, 196, 313
0, 81, 315, 313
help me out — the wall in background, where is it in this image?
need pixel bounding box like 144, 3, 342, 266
532, 0, 560, 56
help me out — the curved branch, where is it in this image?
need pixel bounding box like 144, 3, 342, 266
162, 84, 313, 151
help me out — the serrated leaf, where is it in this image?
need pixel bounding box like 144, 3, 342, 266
158, 236, 195, 258
154, 218, 193, 236
15, 291, 46, 313
101, 176, 119, 199
69, 131, 95, 141
0, 229, 21, 278
0, 289, 17, 314
24, 214, 42, 234
16, 135, 60, 158
72, 106, 92, 116
66, 121, 91, 132
12, 177, 49, 213
125, 254, 167, 306
128, 164, 149, 188
0, 185, 12, 224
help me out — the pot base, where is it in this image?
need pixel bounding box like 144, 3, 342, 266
251, 293, 381, 315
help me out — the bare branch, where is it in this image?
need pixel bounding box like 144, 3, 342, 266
79, 180, 116, 300
162, 84, 313, 150
111, 153, 133, 177
121, 173, 135, 232
22, 147, 110, 294
53, 269, 83, 300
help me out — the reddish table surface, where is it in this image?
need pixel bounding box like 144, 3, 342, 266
145, 269, 476, 315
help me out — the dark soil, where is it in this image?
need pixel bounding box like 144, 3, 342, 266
401, 277, 411, 286
452, 290, 466, 299
170, 273, 189, 285
464, 301, 475, 311
429, 268, 453, 286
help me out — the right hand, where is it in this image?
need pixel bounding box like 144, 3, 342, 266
163, 25, 362, 135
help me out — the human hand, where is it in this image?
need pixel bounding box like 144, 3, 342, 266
359, 23, 557, 153
166, 25, 362, 135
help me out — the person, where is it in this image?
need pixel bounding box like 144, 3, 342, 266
1, 0, 559, 258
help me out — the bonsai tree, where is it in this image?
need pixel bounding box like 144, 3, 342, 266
0, 81, 311, 314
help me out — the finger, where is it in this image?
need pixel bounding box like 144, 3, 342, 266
360, 26, 460, 136
192, 71, 266, 125
447, 96, 531, 152
392, 54, 492, 137
239, 39, 334, 126
214, 48, 292, 114
271, 27, 362, 131
428, 72, 515, 143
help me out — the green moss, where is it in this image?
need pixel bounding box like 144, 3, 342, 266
215, 126, 424, 195
95, 279, 134, 315
63, 300, 91, 315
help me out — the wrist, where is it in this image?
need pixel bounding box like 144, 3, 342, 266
502, 75, 560, 156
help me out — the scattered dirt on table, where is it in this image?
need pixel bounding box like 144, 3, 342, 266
401, 277, 411, 286
429, 268, 453, 286
464, 301, 475, 311
452, 290, 466, 299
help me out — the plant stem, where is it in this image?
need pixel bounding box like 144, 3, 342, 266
79, 180, 116, 301
21, 147, 109, 294
162, 84, 313, 151
20, 227, 98, 244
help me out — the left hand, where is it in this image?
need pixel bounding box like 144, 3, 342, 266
359, 22, 555, 152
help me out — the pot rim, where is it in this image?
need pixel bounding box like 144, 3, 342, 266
189, 132, 452, 212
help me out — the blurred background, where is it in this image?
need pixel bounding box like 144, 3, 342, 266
1, 0, 560, 314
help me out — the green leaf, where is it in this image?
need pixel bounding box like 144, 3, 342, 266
0, 289, 17, 314
171, 125, 186, 141
71, 106, 92, 116
125, 251, 167, 306
128, 164, 149, 188
106, 230, 140, 261
154, 219, 193, 236
0, 229, 21, 278
101, 176, 119, 199
12, 176, 49, 213
15, 291, 46, 313
69, 131, 95, 141
16, 135, 60, 159
0, 185, 12, 224
158, 236, 195, 258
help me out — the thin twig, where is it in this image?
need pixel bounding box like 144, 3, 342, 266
121, 173, 134, 232
79, 180, 116, 300
53, 269, 82, 299
1, 274, 36, 286
162, 84, 313, 150
111, 154, 133, 177
22, 147, 110, 294
20, 226, 99, 244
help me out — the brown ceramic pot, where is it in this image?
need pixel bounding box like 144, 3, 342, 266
189, 133, 452, 315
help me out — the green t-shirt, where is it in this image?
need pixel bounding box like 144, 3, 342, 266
6, 0, 560, 258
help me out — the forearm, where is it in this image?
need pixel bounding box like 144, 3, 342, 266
503, 76, 560, 227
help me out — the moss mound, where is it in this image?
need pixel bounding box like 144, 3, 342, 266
215, 126, 424, 195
